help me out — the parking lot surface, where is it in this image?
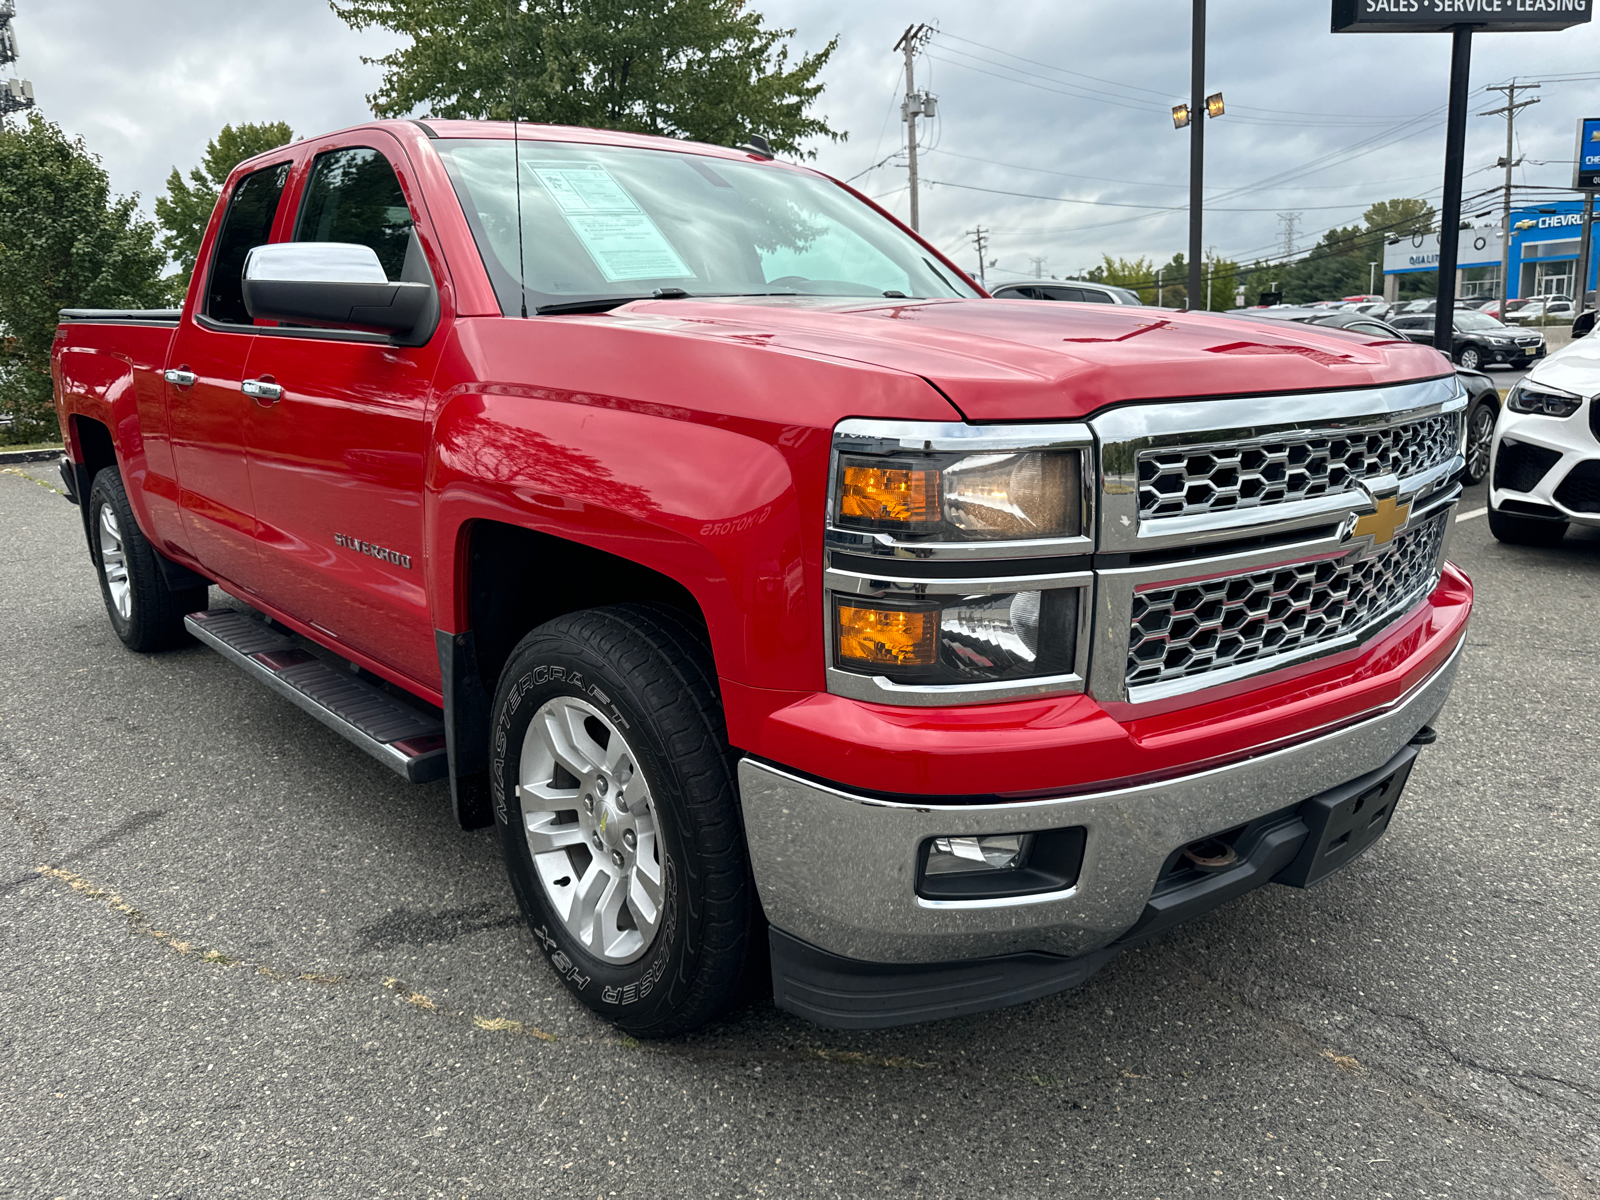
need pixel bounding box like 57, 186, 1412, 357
1, 462, 1596, 1199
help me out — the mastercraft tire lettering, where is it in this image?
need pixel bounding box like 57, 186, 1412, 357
488, 604, 756, 1037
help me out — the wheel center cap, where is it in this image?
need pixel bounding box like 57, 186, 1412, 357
597, 794, 627, 850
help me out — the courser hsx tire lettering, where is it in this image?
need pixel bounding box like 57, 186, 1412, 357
489, 604, 757, 1037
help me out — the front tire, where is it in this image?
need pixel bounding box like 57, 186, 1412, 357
1488, 501, 1567, 546
1462, 399, 1496, 486
489, 604, 756, 1037
1456, 346, 1482, 371
87, 469, 208, 651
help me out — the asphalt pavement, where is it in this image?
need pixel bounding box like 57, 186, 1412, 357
1, 461, 1597, 1199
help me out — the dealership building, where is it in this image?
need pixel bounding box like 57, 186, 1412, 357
1382, 199, 1598, 302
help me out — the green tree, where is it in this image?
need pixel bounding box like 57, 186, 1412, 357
1364, 197, 1434, 238
1155, 252, 1188, 309
1201, 251, 1242, 311
0, 115, 169, 444
1099, 254, 1157, 304
155, 120, 294, 278
330, 0, 842, 158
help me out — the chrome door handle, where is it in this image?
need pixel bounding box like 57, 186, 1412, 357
163, 368, 197, 388
241, 378, 283, 404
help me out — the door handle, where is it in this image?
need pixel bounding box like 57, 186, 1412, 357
241, 378, 283, 404
163, 368, 197, 389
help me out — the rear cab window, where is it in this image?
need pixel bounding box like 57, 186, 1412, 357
204, 162, 292, 324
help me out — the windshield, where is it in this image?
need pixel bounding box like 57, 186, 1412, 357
1455, 312, 1508, 331
432, 139, 980, 313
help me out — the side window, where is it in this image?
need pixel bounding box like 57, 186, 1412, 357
205, 162, 291, 324
1079, 288, 1116, 304
294, 147, 425, 283
1043, 286, 1086, 302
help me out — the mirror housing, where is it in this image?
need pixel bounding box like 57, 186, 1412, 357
241, 242, 438, 346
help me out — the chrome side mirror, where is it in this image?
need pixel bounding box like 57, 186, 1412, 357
241, 242, 436, 345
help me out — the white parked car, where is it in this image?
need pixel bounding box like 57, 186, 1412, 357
1507, 298, 1574, 325
1488, 334, 1600, 545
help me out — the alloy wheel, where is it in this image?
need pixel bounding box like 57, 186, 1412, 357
517, 696, 664, 964
1466, 404, 1495, 483
97, 504, 132, 620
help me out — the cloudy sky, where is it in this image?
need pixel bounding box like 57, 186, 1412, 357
11, 0, 1600, 286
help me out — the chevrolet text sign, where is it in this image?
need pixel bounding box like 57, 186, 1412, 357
1333, 0, 1593, 33
1577, 117, 1600, 191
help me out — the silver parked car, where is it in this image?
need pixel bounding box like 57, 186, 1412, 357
989, 279, 1143, 305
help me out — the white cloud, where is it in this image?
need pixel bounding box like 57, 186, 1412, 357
10, 0, 1598, 278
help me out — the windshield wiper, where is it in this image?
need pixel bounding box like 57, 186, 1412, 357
534, 287, 695, 316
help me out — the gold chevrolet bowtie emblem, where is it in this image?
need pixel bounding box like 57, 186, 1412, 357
1352, 495, 1410, 545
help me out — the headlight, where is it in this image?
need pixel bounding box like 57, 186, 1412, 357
834, 588, 1080, 686
836, 449, 1082, 540
1507, 380, 1583, 417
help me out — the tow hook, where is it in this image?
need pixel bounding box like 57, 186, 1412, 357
1181, 838, 1239, 872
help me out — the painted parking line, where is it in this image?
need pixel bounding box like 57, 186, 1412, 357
1456, 506, 1488, 523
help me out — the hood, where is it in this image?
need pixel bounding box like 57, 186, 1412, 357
603, 296, 1453, 421
1526, 332, 1600, 397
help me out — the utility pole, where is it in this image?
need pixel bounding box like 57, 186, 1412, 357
1029, 256, 1048, 279
1483, 80, 1540, 308
1578, 191, 1596, 317
968, 226, 989, 287
894, 23, 935, 232
1370, 261, 1379, 293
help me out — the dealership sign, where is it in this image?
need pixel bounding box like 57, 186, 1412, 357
1577, 117, 1600, 190
1383, 229, 1505, 274
1333, 0, 1593, 33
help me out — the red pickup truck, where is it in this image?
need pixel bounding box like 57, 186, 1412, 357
52, 119, 1471, 1035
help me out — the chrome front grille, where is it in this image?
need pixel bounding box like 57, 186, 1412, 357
1125, 514, 1446, 689
1136, 412, 1461, 520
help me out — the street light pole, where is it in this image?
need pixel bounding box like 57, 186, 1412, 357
1188, 0, 1205, 311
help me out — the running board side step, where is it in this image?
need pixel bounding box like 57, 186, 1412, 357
185, 609, 448, 783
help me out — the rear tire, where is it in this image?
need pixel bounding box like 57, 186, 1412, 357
489, 604, 756, 1037
87, 468, 208, 651
1488, 502, 1567, 546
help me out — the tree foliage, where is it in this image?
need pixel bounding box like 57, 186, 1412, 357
328, 0, 842, 158
1237, 197, 1442, 305
1096, 255, 1157, 304
155, 121, 294, 278
0, 115, 170, 444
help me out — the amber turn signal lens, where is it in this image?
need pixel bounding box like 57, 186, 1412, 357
839, 464, 939, 525
836, 603, 939, 669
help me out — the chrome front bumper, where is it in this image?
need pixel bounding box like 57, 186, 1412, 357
737, 638, 1461, 965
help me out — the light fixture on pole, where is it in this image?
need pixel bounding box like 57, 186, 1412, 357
1177, 0, 1222, 311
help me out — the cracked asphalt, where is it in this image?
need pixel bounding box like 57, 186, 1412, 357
1, 461, 1596, 1199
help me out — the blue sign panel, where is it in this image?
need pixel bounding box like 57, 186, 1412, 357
1577, 117, 1600, 191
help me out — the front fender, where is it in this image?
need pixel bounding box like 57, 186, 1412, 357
428, 387, 812, 690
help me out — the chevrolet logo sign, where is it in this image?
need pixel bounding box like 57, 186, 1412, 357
1352, 495, 1410, 545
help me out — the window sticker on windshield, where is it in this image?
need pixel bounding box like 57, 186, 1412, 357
531, 162, 693, 283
